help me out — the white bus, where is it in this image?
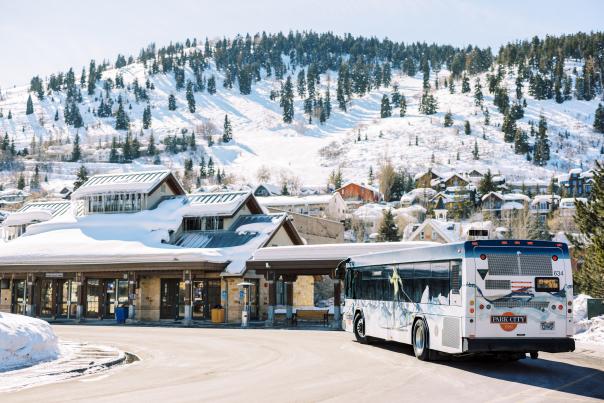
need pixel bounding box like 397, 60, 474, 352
342, 240, 575, 361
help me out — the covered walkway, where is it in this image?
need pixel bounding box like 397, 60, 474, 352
247, 242, 431, 327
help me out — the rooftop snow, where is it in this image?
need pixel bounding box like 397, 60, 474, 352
257, 194, 335, 207
183, 191, 251, 216
71, 170, 178, 198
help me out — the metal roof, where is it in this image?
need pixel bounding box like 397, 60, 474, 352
228, 213, 282, 231
18, 201, 72, 217
174, 230, 259, 248
78, 170, 170, 189
187, 191, 249, 205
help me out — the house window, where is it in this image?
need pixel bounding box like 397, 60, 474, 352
468, 229, 489, 237
419, 231, 425, 240
431, 232, 438, 240
182, 216, 224, 231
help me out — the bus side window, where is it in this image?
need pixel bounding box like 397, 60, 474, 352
450, 261, 462, 306
413, 263, 430, 303
399, 264, 414, 302
450, 261, 461, 294
429, 261, 450, 305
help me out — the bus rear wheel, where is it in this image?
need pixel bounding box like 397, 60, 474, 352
354, 313, 370, 344
413, 319, 430, 361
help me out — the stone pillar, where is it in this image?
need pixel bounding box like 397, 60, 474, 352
76, 273, 85, 322
183, 270, 192, 326
285, 281, 294, 325
127, 272, 137, 322
265, 280, 275, 327
332, 279, 342, 329
25, 273, 35, 317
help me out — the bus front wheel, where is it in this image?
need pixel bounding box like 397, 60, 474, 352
354, 313, 370, 344
413, 319, 430, 361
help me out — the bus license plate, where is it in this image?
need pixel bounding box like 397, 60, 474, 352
491, 315, 527, 324
541, 321, 555, 330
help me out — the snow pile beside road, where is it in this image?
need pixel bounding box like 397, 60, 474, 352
574, 294, 604, 345
0, 313, 60, 371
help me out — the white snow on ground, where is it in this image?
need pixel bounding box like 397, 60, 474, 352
0, 312, 60, 372
574, 294, 604, 345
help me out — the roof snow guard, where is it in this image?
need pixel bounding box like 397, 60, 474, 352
71, 170, 185, 198
187, 191, 249, 205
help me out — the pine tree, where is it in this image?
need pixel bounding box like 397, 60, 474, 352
147, 133, 156, 156
109, 137, 119, 163
324, 88, 332, 119
71, 132, 81, 161
443, 110, 453, 127
464, 120, 471, 135
54, 110, 59, 121
281, 182, 289, 195
207, 76, 216, 94
368, 166, 374, 185
514, 128, 529, 154
115, 98, 130, 130
199, 156, 207, 178
472, 139, 479, 160
73, 164, 89, 190
484, 108, 490, 125
594, 103, 604, 133
30, 165, 41, 190
223, 114, 233, 142
502, 112, 517, 143
143, 104, 152, 129
399, 95, 407, 117
17, 174, 25, 190
26, 94, 34, 115
297, 69, 306, 98
448, 77, 455, 94
573, 161, 604, 297
207, 157, 215, 177
280, 76, 295, 123
186, 81, 196, 113
534, 114, 550, 166
377, 209, 399, 242
527, 213, 551, 240
168, 94, 177, 111
461, 74, 470, 93
380, 95, 392, 118
478, 170, 496, 195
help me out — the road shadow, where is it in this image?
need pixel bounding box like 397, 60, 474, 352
366, 340, 604, 400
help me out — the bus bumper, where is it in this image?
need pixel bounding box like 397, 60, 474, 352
462, 337, 575, 353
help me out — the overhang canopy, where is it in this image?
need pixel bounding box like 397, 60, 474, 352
248, 242, 437, 278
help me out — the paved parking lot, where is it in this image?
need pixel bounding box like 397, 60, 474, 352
5, 326, 604, 402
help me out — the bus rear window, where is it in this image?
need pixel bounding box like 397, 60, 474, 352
535, 277, 559, 292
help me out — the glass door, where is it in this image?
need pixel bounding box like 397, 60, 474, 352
160, 279, 180, 320
86, 279, 101, 317
192, 280, 206, 319
105, 280, 116, 318
248, 279, 260, 320
11, 280, 26, 315
40, 279, 54, 317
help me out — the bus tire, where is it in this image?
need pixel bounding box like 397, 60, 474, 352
412, 319, 430, 361
353, 312, 370, 344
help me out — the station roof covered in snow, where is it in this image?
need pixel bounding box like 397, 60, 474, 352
3, 201, 73, 227
71, 170, 185, 198
248, 242, 436, 276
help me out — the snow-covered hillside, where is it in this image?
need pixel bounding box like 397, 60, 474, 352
0, 50, 602, 190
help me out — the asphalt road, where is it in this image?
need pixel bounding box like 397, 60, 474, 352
5, 326, 604, 402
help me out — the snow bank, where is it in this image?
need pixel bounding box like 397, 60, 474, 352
573, 294, 604, 345
0, 313, 60, 371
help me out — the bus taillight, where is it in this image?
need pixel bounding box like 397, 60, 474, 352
568, 300, 572, 306
480, 254, 487, 260
479, 304, 484, 310
552, 255, 558, 262
558, 304, 563, 310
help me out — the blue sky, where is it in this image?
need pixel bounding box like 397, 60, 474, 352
1, 0, 602, 87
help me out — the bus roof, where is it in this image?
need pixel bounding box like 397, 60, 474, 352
347, 239, 569, 268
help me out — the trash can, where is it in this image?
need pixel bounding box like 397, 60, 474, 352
115, 306, 128, 324
211, 307, 225, 323
587, 298, 604, 319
